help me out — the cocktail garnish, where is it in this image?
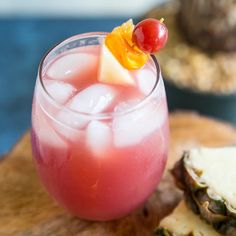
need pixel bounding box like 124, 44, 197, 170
98, 18, 168, 85
132, 18, 168, 54
105, 19, 149, 70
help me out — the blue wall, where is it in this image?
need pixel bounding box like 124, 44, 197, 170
0, 18, 127, 155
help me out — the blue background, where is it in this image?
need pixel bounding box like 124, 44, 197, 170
0, 18, 127, 156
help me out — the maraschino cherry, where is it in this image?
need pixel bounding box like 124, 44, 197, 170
132, 18, 168, 54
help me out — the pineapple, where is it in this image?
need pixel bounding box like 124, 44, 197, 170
155, 200, 221, 236
172, 147, 236, 235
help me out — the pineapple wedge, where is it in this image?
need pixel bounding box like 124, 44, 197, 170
172, 147, 236, 236
98, 43, 134, 86
155, 201, 221, 236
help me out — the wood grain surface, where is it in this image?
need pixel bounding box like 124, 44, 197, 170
1, 112, 236, 236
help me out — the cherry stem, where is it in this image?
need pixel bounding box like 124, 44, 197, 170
159, 18, 164, 23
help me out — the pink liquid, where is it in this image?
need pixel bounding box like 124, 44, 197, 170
31, 40, 169, 221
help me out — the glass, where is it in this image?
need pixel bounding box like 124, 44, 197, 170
31, 33, 169, 221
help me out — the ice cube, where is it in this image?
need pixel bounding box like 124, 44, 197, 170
56, 108, 88, 130
53, 118, 84, 143
135, 67, 156, 95
86, 121, 111, 156
56, 83, 118, 129
114, 99, 140, 113
113, 100, 166, 147
33, 105, 67, 149
47, 53, 97, 81
44, 80, 76, 104
69, 83, 118, 114
33, 104, 69, 166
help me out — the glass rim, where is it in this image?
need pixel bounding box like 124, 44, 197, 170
38, 32, 161, 119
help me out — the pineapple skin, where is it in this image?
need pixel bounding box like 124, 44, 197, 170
172, 151, 236, 236
155, 228, 173, 236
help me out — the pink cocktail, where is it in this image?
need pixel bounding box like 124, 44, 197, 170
31, 33, 169, 221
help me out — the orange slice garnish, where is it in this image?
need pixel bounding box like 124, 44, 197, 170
105, 19, 149, 70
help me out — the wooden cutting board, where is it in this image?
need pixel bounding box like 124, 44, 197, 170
1, 112, 236, 236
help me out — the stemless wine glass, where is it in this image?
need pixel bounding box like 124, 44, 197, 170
31, 33, 169, 221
